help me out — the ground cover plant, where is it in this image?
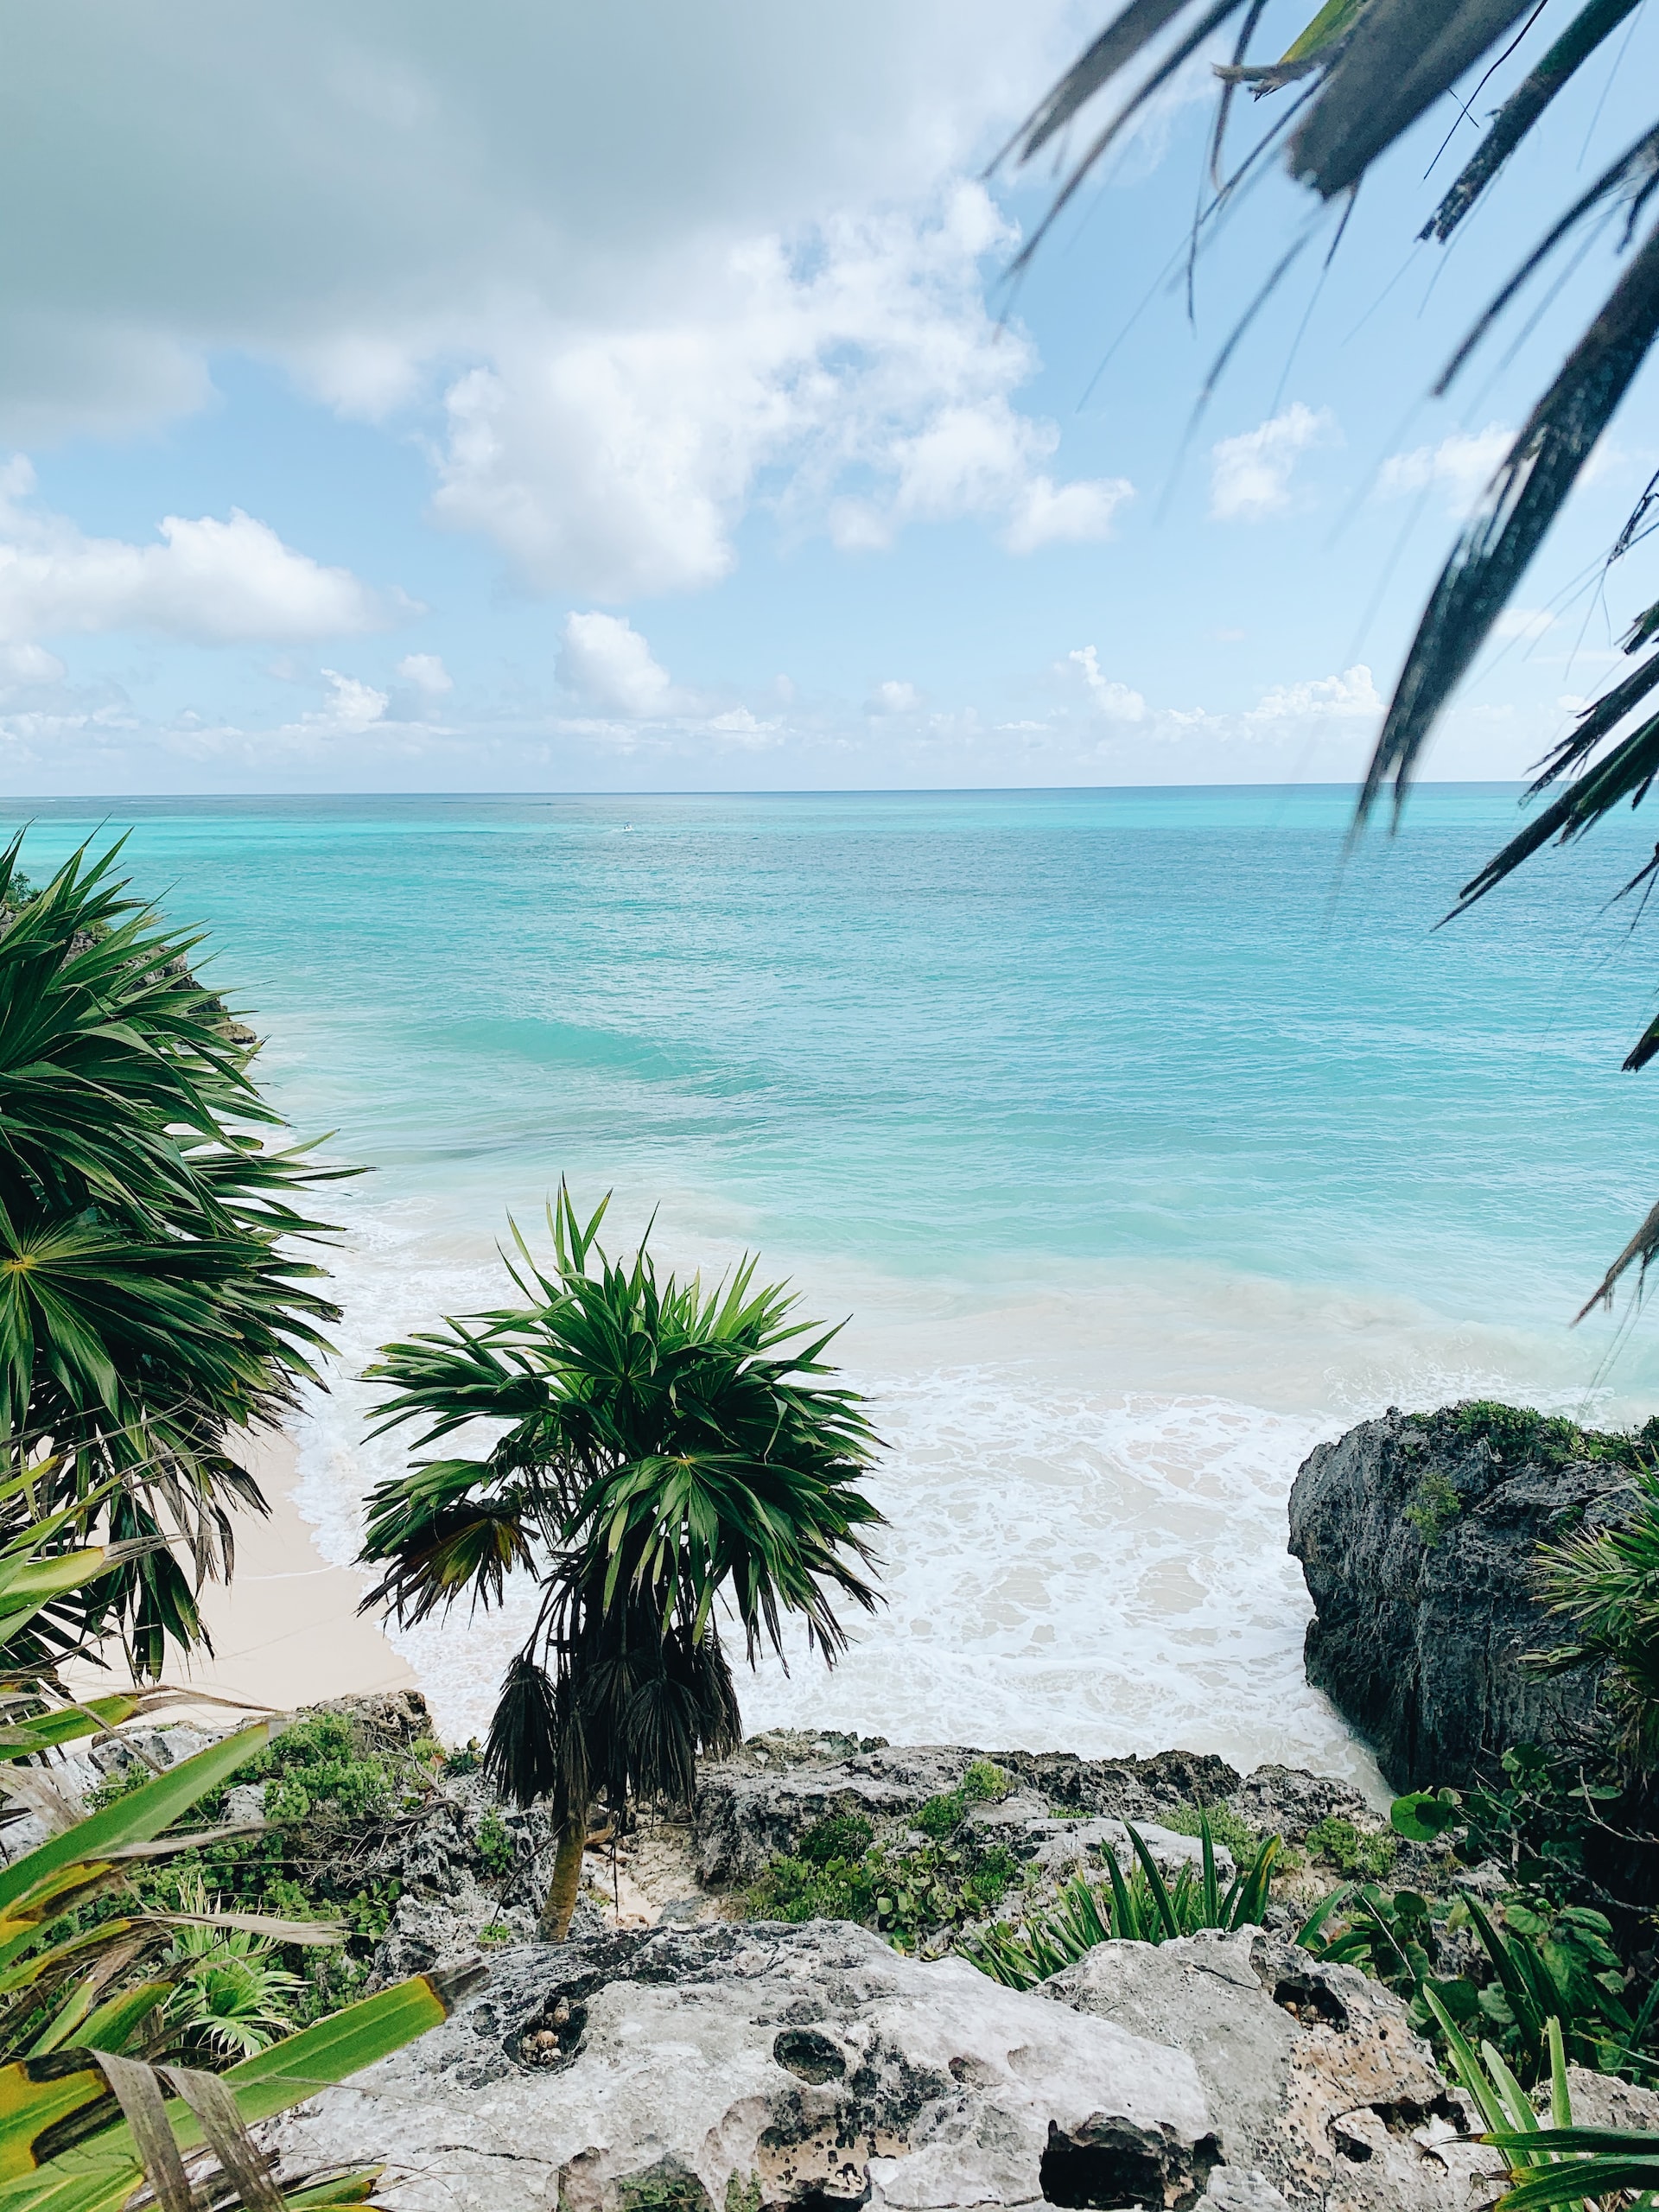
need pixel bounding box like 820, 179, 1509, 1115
360, 1184, 885, 1938
87, 1707, 454, 2027
748, 1763, 1021, 1951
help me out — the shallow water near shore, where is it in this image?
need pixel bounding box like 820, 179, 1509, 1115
16, 785, 1659, 1784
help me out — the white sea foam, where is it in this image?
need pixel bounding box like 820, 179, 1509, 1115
288, 1185, 1630, 1797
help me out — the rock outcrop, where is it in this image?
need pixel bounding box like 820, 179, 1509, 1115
1287, 1407, 1630, 1789
264, 1920, 1501, 2212
693, 1735, 1251, 1894
1052, 1929, 1498, 2209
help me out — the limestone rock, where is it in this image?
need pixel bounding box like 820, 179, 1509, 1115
696, 1744, 1250, 1893
1047, 1928, 1502, 2210
264, 1919, 1223, 2212
1287, 1407, 1629, 1788
693, 1744, 981, 1885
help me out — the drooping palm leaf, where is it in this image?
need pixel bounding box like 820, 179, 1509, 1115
1011, 0, 1659, 1313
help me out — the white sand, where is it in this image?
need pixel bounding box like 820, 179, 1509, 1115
68, 1430, 417, 1725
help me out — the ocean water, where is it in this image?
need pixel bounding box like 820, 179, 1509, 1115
15, 785, 1659, 1788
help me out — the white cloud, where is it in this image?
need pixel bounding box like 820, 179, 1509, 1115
311, 671, 388, 730
706, 706, 780, 746
1068, 645, 1146, 721
396, 651, 453, 695
556, 611, 682, 717
1376, 424, 1510, 514
1005, 473, 1133, 553
1210, 403, 1338, 523
0, 8, 1128, 601
430, 187, 1131, 595
1249, 664, 1380, 721
868, 680, 924, 714
0, 459, 396, 645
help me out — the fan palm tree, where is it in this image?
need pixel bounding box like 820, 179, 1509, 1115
1008, 0, 1659, 1305
0, 834, 349, 1674
359, 1187, 884, 1938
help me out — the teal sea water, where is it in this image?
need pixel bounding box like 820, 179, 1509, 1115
15, 786, 1659, 1780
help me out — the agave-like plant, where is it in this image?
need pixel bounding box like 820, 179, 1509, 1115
0, 836, 349, 1673
1010, 0, 1659, 1307
1534, 1465, 1659, 1773
359, 1187, 884, 1939
963, 1815, 1281, 1989
1428, 1996, 1659, 2210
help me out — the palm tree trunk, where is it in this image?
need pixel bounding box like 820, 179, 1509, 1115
539, 1805, 588, 1940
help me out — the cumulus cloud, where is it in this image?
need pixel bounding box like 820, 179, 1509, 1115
556, 611, 683, 717
1249, 664, 1380, 721
1210, 403, 1338, 523
431, 188, 1133, 595
396, 651, 453, 695
1068, 645, 1146, 721
868, 679, 923, 714
0, 9, 1129, 600
0, 459, 396, 644
1376, 424, 1510, 513
310, 671, 388, 730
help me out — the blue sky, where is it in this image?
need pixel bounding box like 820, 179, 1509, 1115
4, 0, 1657, 794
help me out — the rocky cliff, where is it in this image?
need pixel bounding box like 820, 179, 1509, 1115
1288, 1405, 1633, 1789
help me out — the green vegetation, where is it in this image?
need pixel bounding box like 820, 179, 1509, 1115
0, 837, 347, 1674
1296, 1775, 1659, 2091
749, 1805, 1021, 1951
0, 1506, 467, 2212
912, 1760, 1012, 1837
81, 1706, 442, 2025
359, 1184, 884, 1939
477, 1807, 517, 1881
1535, 1462, 1659, 1770
965, 1815, 1281, 1990
1158, 1800, 1261, 1860
1446, 1402, 1659, 1473
1305, 1814, 1398, 1882
1403, 1466, 1463, 1545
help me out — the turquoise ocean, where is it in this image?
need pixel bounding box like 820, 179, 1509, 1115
15, 785, 1659, 1783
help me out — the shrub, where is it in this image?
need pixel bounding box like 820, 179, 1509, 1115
1306, 1815, 1398, 1881
798, 1810, 874, 1864
477, 1808, 517, 1881
1160, 1801, 1260, 1859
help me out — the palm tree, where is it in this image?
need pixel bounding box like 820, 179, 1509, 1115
358, 1187, 884, 1938
0, 836, 348, 1674
1008, 0, 1659, 1303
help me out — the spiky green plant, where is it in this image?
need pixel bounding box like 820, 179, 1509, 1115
0, 836, 348, 1674
359, 1185, 884, 1937
1010, 0, 1659, 1308
1534, 1467, 1659, 1771
963, 1815, 1281, 1989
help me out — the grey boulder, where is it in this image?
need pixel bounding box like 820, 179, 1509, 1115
1287, 1408, 1629, 1788
1048, 1929, 1500, 2210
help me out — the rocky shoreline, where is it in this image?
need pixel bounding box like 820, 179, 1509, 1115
26, 1398, 1654, 2209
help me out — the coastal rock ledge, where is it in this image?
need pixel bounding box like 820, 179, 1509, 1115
1288, 1406, 1630, 1789
264, 1921, 1502, 2212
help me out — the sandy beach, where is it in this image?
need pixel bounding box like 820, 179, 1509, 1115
111, 1431, 417, 1724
